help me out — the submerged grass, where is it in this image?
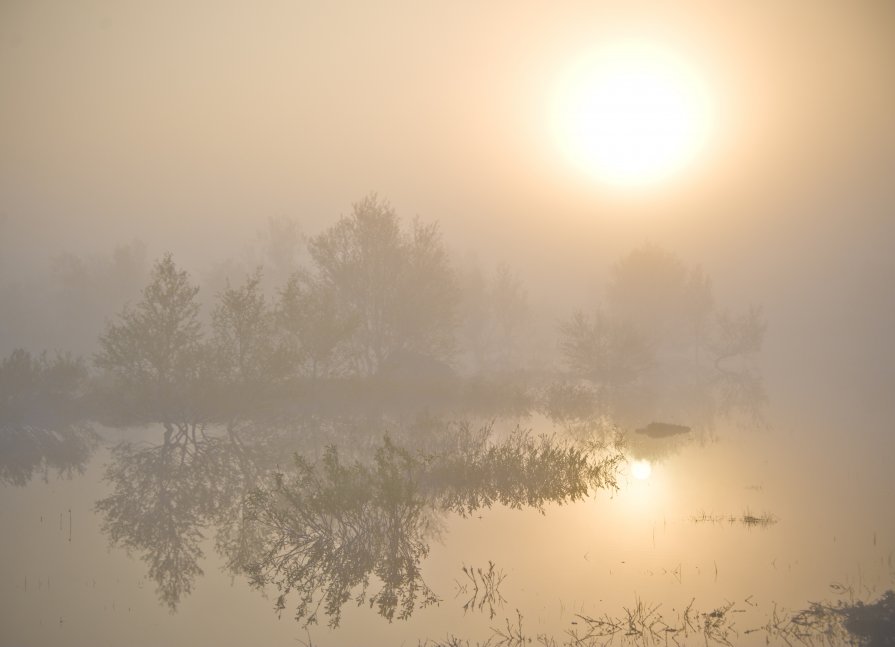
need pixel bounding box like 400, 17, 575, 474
690, 509, 778, 528
456, 561, 508, 619
421, 586, 895, 647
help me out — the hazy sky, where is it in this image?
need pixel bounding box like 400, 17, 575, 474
2, 1, 894, 370
2, 8, 895, 643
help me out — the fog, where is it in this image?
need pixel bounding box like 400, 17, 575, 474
2, 2, 894, 645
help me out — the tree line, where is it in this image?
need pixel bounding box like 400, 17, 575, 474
1, 194, 765, 428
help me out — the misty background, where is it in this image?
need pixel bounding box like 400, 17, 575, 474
2, 2, 895, 645
1, 2, 894, 451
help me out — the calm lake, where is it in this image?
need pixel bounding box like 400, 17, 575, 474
2, 376, 893, 647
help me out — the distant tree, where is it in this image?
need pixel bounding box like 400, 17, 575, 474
458, 261, 529, 373
307, 194, 458, 375
47, 240, 148, 354
210, 269, 280, 387
276, 270, 357, 379
489, 263, 529, 367
0, 349, 88, 416
607, 244, 714, 358
0, 349, 98, 486
254, 216, 305, 291
559, 245, 767, 427
558, 309, 654, 389
95, 254, 206, 416
709, 305, 766, 371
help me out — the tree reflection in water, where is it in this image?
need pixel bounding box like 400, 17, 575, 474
240, 439, 439, 627
95, 421, 274, 610
0, 349, 99, 486
235, 426, 621, 627
92, 413, 622, 626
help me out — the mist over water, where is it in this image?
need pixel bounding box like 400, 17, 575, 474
2, 2, 895, 646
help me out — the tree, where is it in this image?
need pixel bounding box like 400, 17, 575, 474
210, 269, 280, 387
562, 245, 767, 427
95, 254, 206, 415
276, 270, 357, 379
0, 349, 98, 486
307, 194, 458, 375
710, 305, 766, 369
255, 215, 305, 290
558, 309, 654, 390
607, 244, 714, 358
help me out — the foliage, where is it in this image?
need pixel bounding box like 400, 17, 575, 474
241, 439, 439, 627
607, 244, 714, 355
558, 309, 654, 389
0, 348, 88, 419
234, 425, 621, 627
95, 423, 267, 611
95, 254, 207, 417
277, 270, 357, 379
556, 245, 766, 428
308, 194, 458, 375
426, 426, 622, 516
0, 349, 97, 486
210, 269, 281, 386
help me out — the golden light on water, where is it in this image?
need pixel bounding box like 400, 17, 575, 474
630, 459, 653, 481
553, 41, 715, 187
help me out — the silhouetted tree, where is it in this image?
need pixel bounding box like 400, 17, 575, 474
709, 305, 766, 371
276, 270, 357, 379
210, 269, 281, 387
95, 254, 207, 418
556, 245, 766, 427
308, 194, 458, 375
558, 309, 654, 389
607, 244, 714, 359
0, 349, 98, 485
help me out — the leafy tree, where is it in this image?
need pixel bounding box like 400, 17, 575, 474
1, 348, 88, 422
560, 245, 767, 427
95, 254, 206, 415
276, 270, 357, 379
0, 349, 98, 486
607, 244, 714, 358
210, 269, 280, 386
307, 194, 458, 375
558, 309, 654, 389
95, 424, 265, 611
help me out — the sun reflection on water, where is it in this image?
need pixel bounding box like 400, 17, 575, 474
630, 459, 653, 480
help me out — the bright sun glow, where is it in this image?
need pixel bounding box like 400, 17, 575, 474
630, 459, 653, 480
554, 41, 714, 186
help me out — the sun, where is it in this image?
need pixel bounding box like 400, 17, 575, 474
553, 41, 715, 187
